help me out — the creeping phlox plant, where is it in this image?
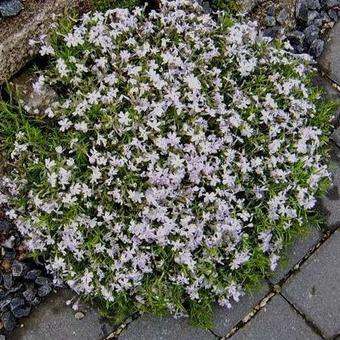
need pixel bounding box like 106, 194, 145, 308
0, 0, 333, 326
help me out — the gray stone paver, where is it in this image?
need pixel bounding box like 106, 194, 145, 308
229, 295, 321, 340
282, 230, 340, 338
118, 314, 216, 340
211, 282, 269, 337
319, 144, 340, 230
319, 21, 340, 85
9, 289, 114, 340
268, 228, 322, 284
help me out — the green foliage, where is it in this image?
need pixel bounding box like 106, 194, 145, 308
93, 0, 143, 11
211, 0, 242, 13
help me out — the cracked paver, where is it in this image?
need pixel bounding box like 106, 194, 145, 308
229, 295, 322, 340
282, 230, 340, 338
118, 314, 216, 340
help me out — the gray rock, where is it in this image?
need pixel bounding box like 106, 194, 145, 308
2, 311, 16, 331
119, 315, 215, 340
268, 228, 322, 284
307, 10, 320, 25
319, 10, 332, 22
307, 0, 321, 9
24, 269, 41, 281
319, 21, 340, 84
10, 297, 25, 311
277, 8, 289, 25
0, 0, 22, 17
282, 231, 340, 338
35, 276, 50, 286
0, 298, 11, 312
296, 0, 309, 22
328, 8, 338, 21
11, 290, 115, 340
2, 273, 13, 290
304, 24, 320, 44
211, 282, 270, 336
23, 287, 37, 302
310, 38, 325, 57
313, 18, 324, 26
12, 260, 28, 277
230, 295, 321, 340
12, 305, 31, 318
37, 285, 52, 297
324, 0, 340, 7
265, 15, 276, 27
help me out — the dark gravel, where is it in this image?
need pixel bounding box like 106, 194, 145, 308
0, 0, 22, 17
261, 0, 339, 58
0, 210, 55, 337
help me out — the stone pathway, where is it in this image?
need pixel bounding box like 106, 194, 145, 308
3, 6, 340, 340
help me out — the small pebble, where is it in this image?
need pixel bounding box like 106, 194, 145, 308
310, 38, 325, 57
75, 312, 85, 320
37, 285, 52, 297
265, 15, 276, 27
1, 311, 16, 332
12, 305, 31, 318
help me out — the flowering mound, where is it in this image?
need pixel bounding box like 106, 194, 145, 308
0, 0, 332, 326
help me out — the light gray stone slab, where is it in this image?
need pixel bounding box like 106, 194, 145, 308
230, 295, 322, 340
319, 21, 340, 85
268, 228, 322, 284
211, 282, 269, 337
118, 314, 216, 340
319, 144, 340, 230
0, 0, 79, 83
282, 230, 340, 338
10, 289, 114, 340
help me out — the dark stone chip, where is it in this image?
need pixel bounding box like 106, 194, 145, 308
265, 15, 276, 27
31, 297, 40, 305
24, 269, 41, 281
10, 297, 25, 311
307, 0, 321, 9
2, 273, 13, 289
310, 38, 325, 57
328, 8, 338, 21
0, 298, 11, 312
0, 220, 11, 233
35, 276, 50, 286
296, 0, 309, 22
12, 260, 28, 277
307, 10, 320, 25
325, 0, 340, 8
4, 248, 16, 261
304, 24, 320, 44
12, 305, 31, 318
0, 0, 22, 17
1, 311, 17, 331
37, 285, 52, 297
23, 287, 37, 302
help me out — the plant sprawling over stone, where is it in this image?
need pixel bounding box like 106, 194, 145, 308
0, 0, 332, 326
